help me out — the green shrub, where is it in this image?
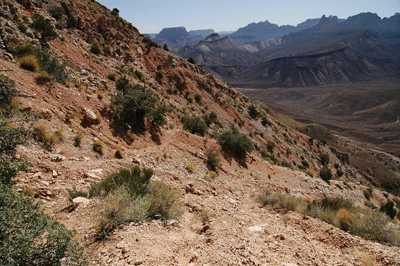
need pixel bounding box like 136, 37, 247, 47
345, 210, 399, 244
156, 71, 164, 79
30, 14, 58, 42
261, 116, 271, 127
267, 141, 275, 153
15, 43, 35, 57
115, 76, 131, 94
187, 57, 195, 64
337, 169, 344, 177
0, 74, 17, 107
248, 104, 259, 119
320, 167, 332, 181
0, 185, 86, 265
380, 200, 397, 219
218, 129, 254, 159
182, 114, 208, 136
205, 147, 221, 171
198, 78, 212, 92
194, 93, 202, 103
90, 43, 101, 55
92, 166, 181, 238
311, 197, 353, 211
89, 166, 153, 197
34, 47, 69, 84
134, 70, 144, 82
48, 5, 65, 20
112, 86, 160, 131
16, 22, 27, 33
142, 37, 160, 49
319, 153, 330, 165
107, 73, 116, 81
163, 43, 169, 51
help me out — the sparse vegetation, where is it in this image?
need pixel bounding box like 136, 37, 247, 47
0, 74, 17, 108
90, 166, 181, 238
0, 185, 86, 265
205, 147, 221, 171
112, 85, 165, 132
320, 167, 332, 181
248, 104, 259, 119
92, 139, 106, 156
182, 114, 208, 136
90, 43, 102, 55
30, 14, 58, 42
257, 190, 400, 245
187, 57, 195, 64
17, 55, 39, 71
74, 131, 84, 147
107, 73, 116, 81
319, 153, 330, 165
186, 163, 195, 173
218, 128, 254, 159
115, 146, 124, 159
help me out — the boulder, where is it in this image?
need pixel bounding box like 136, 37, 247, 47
84, 108, 97, 124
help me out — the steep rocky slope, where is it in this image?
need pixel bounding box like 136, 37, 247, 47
1, 0, 400, 265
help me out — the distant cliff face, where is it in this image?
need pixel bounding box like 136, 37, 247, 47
155, 27, 190, 39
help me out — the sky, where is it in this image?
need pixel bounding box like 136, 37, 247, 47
97, 0, 400, 33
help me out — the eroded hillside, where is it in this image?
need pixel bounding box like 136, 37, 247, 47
1, 0, 400, 265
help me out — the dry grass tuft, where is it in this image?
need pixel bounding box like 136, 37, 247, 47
186, 163, 195, 173
93, 139, 106, 156
17, 55, 39, 72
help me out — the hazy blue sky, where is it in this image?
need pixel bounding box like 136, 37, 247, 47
97, 0, 400, 33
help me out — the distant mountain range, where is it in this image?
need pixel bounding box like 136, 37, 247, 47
170, 12, 400, 87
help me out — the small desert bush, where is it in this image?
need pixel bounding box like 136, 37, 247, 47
182, 114, 208, 136
257, 190, 307, 213
0, 74, 17, 108
0, 185, 86, 265
33, 122, 52, 146
319, 153, 330, 165
205, 147, 221, 171
92, 139, 105, 156
97, 90, 104, 100
65, 112, 75, 123
74, 131, 84, 147
107, 73, 116, 81
320, 167, 332, 181
186, 162, 195, 173
17, 55, 39, 71
126, 129, 136, 141
218, 128, 254, 159
115, 146, 124, 159
207, 170, 218, 179
89, 166, 153, 198
90, 43, 101, 55
35, 70, 50, 84
92, 166, 181, 238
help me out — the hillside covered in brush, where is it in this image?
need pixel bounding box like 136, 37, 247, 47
1, 0, 400, 265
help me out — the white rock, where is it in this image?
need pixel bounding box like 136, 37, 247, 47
84, 172, 101, 179
72, 197, 91, 207
50, 154, 66, 162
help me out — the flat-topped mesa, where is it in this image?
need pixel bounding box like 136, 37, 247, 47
155, 27, 190, 39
